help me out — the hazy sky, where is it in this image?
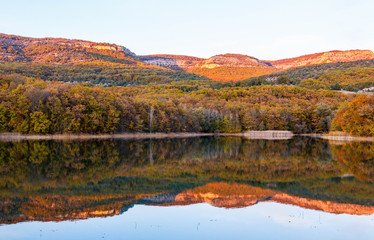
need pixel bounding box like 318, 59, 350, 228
1, 0, 373, 60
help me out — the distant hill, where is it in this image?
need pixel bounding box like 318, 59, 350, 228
0, 33, 208, 85
139, 53, 277, 81
242, 59, 374, 92
267, 50, 374, 70
140, 50, 374, 82
1, 33, 374, 83
0, 33, 140, 65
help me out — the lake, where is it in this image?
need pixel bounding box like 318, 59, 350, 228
0, 136, 373, 239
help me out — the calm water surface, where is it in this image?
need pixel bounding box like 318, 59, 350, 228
0, 136, 373, 239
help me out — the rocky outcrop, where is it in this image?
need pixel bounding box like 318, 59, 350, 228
138, 54, 202, 70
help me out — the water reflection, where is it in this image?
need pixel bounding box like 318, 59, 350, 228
0, 137, 373, 225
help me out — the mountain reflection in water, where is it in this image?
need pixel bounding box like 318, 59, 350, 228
0, 136, 373, 224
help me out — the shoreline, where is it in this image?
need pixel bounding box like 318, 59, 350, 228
0, 132, 216, 141
0, 131, 373, 142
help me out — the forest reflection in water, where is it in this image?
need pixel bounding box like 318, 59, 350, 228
0, 136, 373, 224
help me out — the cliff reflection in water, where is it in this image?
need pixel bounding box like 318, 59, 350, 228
0, 136, 373, 224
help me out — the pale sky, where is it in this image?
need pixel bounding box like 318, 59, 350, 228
1, 0, 373, 60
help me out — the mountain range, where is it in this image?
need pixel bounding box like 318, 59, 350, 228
1, 33, 374, 82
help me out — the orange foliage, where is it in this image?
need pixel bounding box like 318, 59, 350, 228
332, 95, 374, 136
188, 66, 276, 82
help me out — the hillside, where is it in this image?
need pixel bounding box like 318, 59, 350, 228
140, 50, 374, 82
140, 54, 277, 81
242, 59, 374, 92
2, 33, 374, 83
267, 50, 374, 70
0, 34, 208, 85
0, 33, 138, 64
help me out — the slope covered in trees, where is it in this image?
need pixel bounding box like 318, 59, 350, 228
242, 59, 374, 91
266, 50, 374, 70
0, 74, 352, 134
0, 34, 208, 85
140, 54, 277, 82
141, 50, 374, 82
2, 33, 374, 86
0, 33, 138, 64
0, 62, 208, 86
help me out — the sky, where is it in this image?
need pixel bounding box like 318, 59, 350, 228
1, 0, 373, 60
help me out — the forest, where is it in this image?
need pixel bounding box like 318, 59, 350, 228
0, 73, 357, 135
0, 62, 208, 86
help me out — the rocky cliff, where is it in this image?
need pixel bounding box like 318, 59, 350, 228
138, 54, 203, 70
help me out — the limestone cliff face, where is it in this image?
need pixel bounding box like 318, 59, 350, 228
138, 54, 202, 70
266, 50, 374, 70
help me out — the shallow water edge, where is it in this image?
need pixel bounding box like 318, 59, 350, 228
1, 130, 373, 142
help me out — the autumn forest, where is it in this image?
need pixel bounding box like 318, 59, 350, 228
0, 33, 373, 136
